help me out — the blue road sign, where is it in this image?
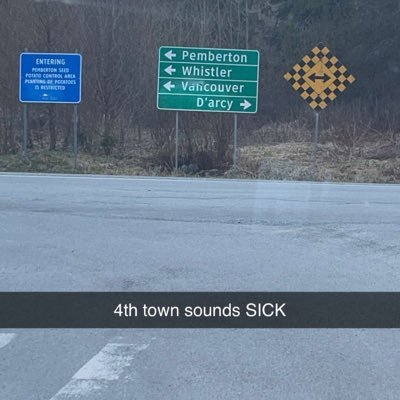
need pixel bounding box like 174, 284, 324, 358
20, 53, 82, 103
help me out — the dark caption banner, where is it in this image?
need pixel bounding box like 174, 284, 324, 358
1, 292, 400, 328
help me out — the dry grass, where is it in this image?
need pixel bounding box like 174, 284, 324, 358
1, 141, 399, 183
0, 150, 150, 176
233, 142, 400, 183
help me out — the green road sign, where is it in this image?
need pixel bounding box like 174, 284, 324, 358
157, 46, 259, 113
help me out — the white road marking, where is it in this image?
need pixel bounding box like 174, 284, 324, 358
0, 173, 183, 182
50, 343, 149, 399
0, 333, 16, 349
0, 173, 213, 184
0, 172, 397, 187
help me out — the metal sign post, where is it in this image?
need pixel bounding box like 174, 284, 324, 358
175, 111, 179, 173
23, 104, 29, 160
312, 111, 320, 172
233, 114, 238, 177
22, 48, 29, 161
73, 105, 78, 172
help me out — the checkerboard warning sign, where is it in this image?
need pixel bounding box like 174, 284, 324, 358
284, 44, 355, 111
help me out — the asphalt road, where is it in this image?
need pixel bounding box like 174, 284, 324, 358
0, 173, 399, 399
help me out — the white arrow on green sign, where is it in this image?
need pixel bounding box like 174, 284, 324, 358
157, 46, 259, 113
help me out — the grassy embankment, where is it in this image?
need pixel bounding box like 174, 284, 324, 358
1, 140, 399, 183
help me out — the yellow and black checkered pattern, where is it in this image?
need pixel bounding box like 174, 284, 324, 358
284, 43, 356, 111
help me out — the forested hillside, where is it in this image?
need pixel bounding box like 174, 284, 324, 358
0, 0, 399, 180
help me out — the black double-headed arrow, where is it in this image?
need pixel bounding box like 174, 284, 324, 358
309, 72, 330, 84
